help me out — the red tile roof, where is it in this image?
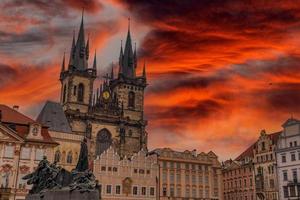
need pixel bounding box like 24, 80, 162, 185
0, 104, 57, 145
0, 104, 35, 124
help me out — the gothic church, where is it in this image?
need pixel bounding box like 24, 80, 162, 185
38, 15, 148, 159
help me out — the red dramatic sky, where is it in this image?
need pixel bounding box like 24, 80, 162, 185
1, 0, 300, 160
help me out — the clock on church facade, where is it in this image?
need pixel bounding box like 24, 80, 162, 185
59, 16, 148, 158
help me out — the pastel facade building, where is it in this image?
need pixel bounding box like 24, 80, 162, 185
153, 148, 222, 200
276, 118, 300, 200
253, 130, 280, 200
93, 147, 158, 200
0, 105, 57, 200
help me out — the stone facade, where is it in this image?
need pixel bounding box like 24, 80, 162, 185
59, 15, 147, 160
153, 148, 222, 200
253, 130, 280, 200
93, 146, 158, 200
276, 118, 300, 200
0, 105, 57, 200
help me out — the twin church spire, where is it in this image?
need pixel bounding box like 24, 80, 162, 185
61, 14, 146, 80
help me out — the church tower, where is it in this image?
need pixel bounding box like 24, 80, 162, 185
59, 13, 97, 115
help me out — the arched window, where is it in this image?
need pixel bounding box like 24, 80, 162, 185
67, 151, 73, 164
77, 83, 84, 102
54, 150, 61, 162
128, 91, 135, 108
96, 129, 112, 156
63, 85, 67, 103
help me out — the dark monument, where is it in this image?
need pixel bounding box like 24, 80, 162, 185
23, 138, 100, 200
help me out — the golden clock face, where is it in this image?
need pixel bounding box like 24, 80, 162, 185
103, 91, 110, 100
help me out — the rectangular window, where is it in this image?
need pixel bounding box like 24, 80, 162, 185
176, 162, 181, 169
283, 186, 289, 198
205, 175, 209, 184
293, 170, 298, 182
133, 186, 138, 195
185, 174, 190, 183
185, 163, 189, 170
290, 185, 296, 197
290, 142, 293, 147
4, 145, 14, 158
186, 187, 190, 197
163, 172, 167, 183
177, 187, 181, 197
35, 148, 44, 161
170, 162, 174, 168
295, 141, 297, 146
163, 187, 167, 196
176, 173, 181, 182
20, 147, 30, 159
163, 161, 167, 168
192, 175, 196, 184
115, 185, 121, 194
291, 153, 296, 161
170, 186, 174, 197
150, 187, 155, 196
106, 185, 112, 194
282, 155, 286, 163
192, 188, 196, 197
170, 172, 174, 183
283, 171, 288, 181
141, 187, 146, 195
101, 166, 106, 171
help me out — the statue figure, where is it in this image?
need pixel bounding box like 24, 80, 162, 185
75, 138, 89, 172
23, 156, 62, 194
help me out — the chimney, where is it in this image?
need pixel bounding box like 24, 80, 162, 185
13, 105, 19, 111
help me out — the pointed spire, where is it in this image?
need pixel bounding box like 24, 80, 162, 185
142, 60, 146, 78
93, 50, 97, 71
118, 40, 123, 76
133, 42, 137, 69
111, 62, 114, 79
68, 30, 76, 68
86, 34, 90, 60
73, 9, 87, 70
122, 17, 134, 78
61, 52, 66, 72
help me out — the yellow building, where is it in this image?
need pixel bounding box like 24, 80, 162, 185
152, 148, 223, 200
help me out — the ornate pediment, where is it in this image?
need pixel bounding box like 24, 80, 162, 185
0, 124, 23, 142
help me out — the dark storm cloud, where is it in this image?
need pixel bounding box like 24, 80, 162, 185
148, 73, 227, 94
3, 0, 102, 16
119, 0, 300, 63
0, 64, 17, 86
147, 99, 223, 123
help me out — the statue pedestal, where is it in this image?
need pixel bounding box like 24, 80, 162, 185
25, 188, 99, 200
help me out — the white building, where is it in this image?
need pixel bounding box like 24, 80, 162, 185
93, 146, 158, 200
276, 118, 300, 200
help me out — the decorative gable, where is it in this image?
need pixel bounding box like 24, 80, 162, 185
27, 123, 43, 140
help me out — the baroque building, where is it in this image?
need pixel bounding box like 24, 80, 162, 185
276, 118, 300, 199
39, 15, 148, 159
152, 148, 222, 200
253, 130, 280, 200
93, 147, 158, 200
0, 105, 57, 200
